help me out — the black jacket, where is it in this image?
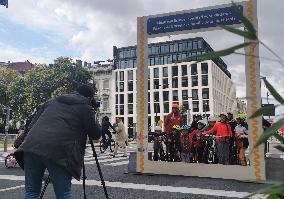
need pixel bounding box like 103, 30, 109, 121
15, 93, 101, 180
102, 120, 115, 133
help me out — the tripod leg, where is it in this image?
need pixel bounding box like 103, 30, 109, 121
39, 175, 50, 199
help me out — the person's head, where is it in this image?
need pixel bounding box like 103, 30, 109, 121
227, 112, 233, 120
172, 103, 179, 113
219, 113, 227, 123
154, 126, 162, 134
236, 117, 242, 124
76, 84, 95, 98
181, 124, 190, 135
103, 116, 109, 122
116, 117, 122, 123
208, 116, 216, 127
197, 120, 205, 129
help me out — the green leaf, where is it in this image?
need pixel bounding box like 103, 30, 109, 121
196, 42, 251, 62
244, 182, 284, 198
263, 78, 284, 105
221, 25, 256, 40
267, 194, 280, 199
232, 2, 257, 40
273, 132, 284, 145
249, 105, 278, 119
255, 118, 284, 147
274, 145, 284, 153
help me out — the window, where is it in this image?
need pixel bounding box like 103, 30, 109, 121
173, 90, 178, 101
163, 78, 168, 88
202, 88, 209, 99
128, 117, 133, 126
203, 100, 210, 112
148, 80, 150, 90
172, 54, 177, 62
148, 103, 151, 114
182, 42, 187, 51
116, 105, 119, 115
172, 77, 178, 88
178, 43, 183, 51
115, 94, 119, 104
163, 67, 168, 77
174, 43, 178, 52
182, 53, 187, 61
170, 44, 174, 52
164, 102, 169, 113
191, 64, 197, 75
202, 75, 208, 86
120, 94, 124, 104
102, 99, 109, 111
128, 93, 133, 103
119, 82, 124, 92
182, 77, 188, 87
164, 56, 168, 64
155, 56, 160, 65
116, 82, 118, 92
120, 105, 124, 115
154, 92, 159, 102
183, 101, 189, 110
192, 76, 198, 87
128, 104, 133, 114
120, 71, 124, 81
148, 92, 150, 102
167, 55, 172, 64
128, 70, 133, 80
154, 103, 160, 113
192, 89, 199, 100
128, 81, 133, 91
163, 91, 169, 101
193, 41, 198, 49
182, 90, 188, 100
154, 68, 159, 78
103, 80, 109, 89
201, 63, 208, 74
115, 72, 118, 81
198, 40, 203, 48
154, 79, 159, 89
182, 65, 187, 76
193, 101, 199, 112
172, 65, 178, 76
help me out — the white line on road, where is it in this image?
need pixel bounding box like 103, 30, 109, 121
0, 175, 258, 198
85, 157, 128, 164
0, 185, 25, 192
104, 161, 129, 166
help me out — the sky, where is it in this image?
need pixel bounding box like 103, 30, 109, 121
0, 0, 283, 114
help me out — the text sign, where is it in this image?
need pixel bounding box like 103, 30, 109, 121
147, 5, 243, 35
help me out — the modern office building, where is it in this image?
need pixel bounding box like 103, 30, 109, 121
112, 37, 236, 131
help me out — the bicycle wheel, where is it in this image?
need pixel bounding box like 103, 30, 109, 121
100, 140, 107, 153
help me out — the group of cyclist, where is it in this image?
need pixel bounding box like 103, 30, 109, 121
153, 103, 249, 166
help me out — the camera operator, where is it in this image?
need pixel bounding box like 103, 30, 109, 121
15, 84, 101, 199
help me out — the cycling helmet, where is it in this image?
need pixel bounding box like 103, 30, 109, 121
237, 113, 247, 120
172, 125, 181, 131
154, 126, 162, 131
197, 120, 205, 124
181, 124, 190, 130
208, 116, 217, 122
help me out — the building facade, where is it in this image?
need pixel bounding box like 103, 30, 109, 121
112, 37, 237, 131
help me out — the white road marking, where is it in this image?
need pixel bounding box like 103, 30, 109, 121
85, 157, 128, 165
0, 185, 25, 192
0, 175, 264, 198
104, 161, 129, 166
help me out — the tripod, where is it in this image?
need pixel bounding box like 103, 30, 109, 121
39, 137, 109, 199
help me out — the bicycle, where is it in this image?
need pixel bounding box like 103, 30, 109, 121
99, 136, 115, 153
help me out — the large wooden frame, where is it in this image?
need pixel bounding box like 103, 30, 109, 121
135, 0, 265, 181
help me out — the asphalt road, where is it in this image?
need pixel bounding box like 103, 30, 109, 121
0, 143, 271, 199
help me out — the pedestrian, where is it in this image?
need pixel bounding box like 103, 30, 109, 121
235, 115, 248, 166
164, 103, 183, 134
190, 114, 202, 131
14, 84, 101, 199
190, 120, 206, 163
179, 125, 190, 163
153, 126, 164, 161
101, 116, 116, 141
202, 113, 232, 165
112, 117, 128, 157
227, 112, 238, 164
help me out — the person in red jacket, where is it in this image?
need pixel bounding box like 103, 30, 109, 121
202, 113, 232, 165
164, 103, 183, 134
189, 120, 206, 163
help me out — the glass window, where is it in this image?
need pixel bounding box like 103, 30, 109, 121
161, 45, 165, 53
120, 94, 124, 104
193, 101, 199, 112
116, 82, 118, 92
164, 102, 169, 113
198, 40, 203, 49
148, 47, 152, 55
183, 101, 189, 110
192, 76, 198, 87
120, 82, 124, 92
182, 53, 187, 61
172, 65, 178, 76
128, 104, 133, 114
164, 56, 168, 64
201, 63, 208, 74
167, 55, 172, 64
154, 92, 159, 102
163, 78, 168, 88
128, 93, 133, 103
128, 117, 133, 125
154, 103, 160, 113
178, 43, 183, 51
120, 105, 124, 115
128, 81, 133, 91
192, 89, 199, 100
163, 67, 168, 77
188, 41, 192, 50
150, 57, 154, 66
182, 77, 188, 87
182, 42, 187, 51
116, 105, 119, 115
115, 72, 118, 81
182, 90, 188, 100
182, 65, 187, 76
191, 52, 197, 60
154, 68, 159, 78
170, 44, 174, 52
120, 71, 124, 81
193, 41, 198, 49
119, 50, 124, 58
202, 75, 208, 86
154, 56, 160, 65
174, 43, 178, 52
173, 90, 178, 101
191, 64, 197, 75
177, 53, 182, 61
202, 88, 209, 99
203, 100, 210, 112
154, 79, 159, 89
172, 77, 178, 88
103, 80, 109, 89
163, 91, 169, 101
148, 103, 151, 114
128, 70, 133, 80
116, 94, 119, 104
148, 80, 150, 90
